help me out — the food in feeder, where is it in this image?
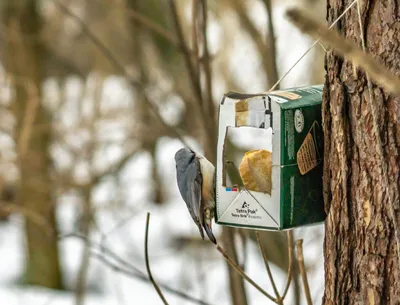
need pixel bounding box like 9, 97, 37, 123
239, 149, 272, 194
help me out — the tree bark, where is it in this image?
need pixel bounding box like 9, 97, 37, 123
323, 1, 400, 304
2, 0, 63, 289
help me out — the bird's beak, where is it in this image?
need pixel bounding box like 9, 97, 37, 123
204, 218, 217, 244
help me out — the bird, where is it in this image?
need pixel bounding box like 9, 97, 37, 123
174, 148, 217, 244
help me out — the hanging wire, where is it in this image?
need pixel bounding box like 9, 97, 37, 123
267, 0, 357, 93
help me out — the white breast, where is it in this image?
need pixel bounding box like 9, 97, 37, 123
198, 156, 215, 202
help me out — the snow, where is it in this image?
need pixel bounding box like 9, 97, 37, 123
0, 147, 324, 305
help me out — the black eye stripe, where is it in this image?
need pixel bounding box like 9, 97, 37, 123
189, 153, 196, 164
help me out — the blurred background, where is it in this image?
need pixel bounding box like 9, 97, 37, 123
0, 0, 326, 304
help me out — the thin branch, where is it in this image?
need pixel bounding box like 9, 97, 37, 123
200, 0, 214, 117
92, 147, 139, 185
285, 7, 400, 95
262, 0, 279, 87
237, 229, 248, 270
0, 202, 52, 236
231, 0, 277, 88
52, 0, 191, 148
90, 249, 214, 305
145, 213, 169, 305
281, 230, 294, 300
192, 0, 200, 77
255, 231, 282, 304
60, 233, 213, 305
220, 228, 249, 305
216, 245, 277, 303
125, 8, 178, 46
168, 0, 216, 155
295, 240, 312, 305
169, 0, 209, 139
54, 1, 135, 84
169, 0, 203, 104
198, 0, 217, 155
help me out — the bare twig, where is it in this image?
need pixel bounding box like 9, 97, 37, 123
237, 229, 248, 270
220, 228, 249, 305
61, 233, 213, 305
192, 0, 200, 77
145, 213, 169, 305
262, 0, 279, 88
169, 0, 215, 158
0, 202, 52, 236
90, 249, 214, 305
200, 0, 214, 118
285, 7, 400, 95
281, 230, 294, 300
53, 0, 191, 148
216, 245, 277, 303
255, 231, 282, 304
231, 0, 278, 88
126, 8, 178, 46
295, 240, 312, 305
54, 1, 136, 85
169, 0, 203, 104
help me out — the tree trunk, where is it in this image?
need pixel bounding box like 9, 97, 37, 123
323, 1, 400, 304
2, 0, 63, 289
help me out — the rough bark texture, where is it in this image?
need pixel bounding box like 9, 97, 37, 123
2, 0, 63, 288
323, 1, 400, 304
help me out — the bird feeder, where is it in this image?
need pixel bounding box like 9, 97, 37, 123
215, 85, 326, 230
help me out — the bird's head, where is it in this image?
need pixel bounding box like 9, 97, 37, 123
175, 148, 196, 168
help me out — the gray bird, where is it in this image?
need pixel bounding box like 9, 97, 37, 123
175, 148, 217, 244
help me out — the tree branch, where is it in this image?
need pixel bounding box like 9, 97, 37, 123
126, 8, 178, 46
144, 213, 169, 305
216, 245, 277, 303
60, 232, 213, 305
281, 230, 294, 300
169, 0, 203, 105
231, 0, 278, 88
255, 231, 282, 304
295, 240, 312, 305
200, 0, 214, 118
53, 0, 191, 148
262, 0, 279, 88
192, 0, 200, 78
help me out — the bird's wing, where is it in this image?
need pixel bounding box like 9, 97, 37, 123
177, 158, 204, 239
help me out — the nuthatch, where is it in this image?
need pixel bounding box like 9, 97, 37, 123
175, 148, 217, 244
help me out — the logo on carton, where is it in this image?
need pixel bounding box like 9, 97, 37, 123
231, 201, 262, 220
294, 109, 304, 133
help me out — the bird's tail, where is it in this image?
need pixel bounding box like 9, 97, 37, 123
204, 221, 217, 244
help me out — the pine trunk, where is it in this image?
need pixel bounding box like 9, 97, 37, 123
2, 0, 63, 289
323, 1, 400, 304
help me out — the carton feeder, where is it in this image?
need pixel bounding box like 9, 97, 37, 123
215, 85, 326, 231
